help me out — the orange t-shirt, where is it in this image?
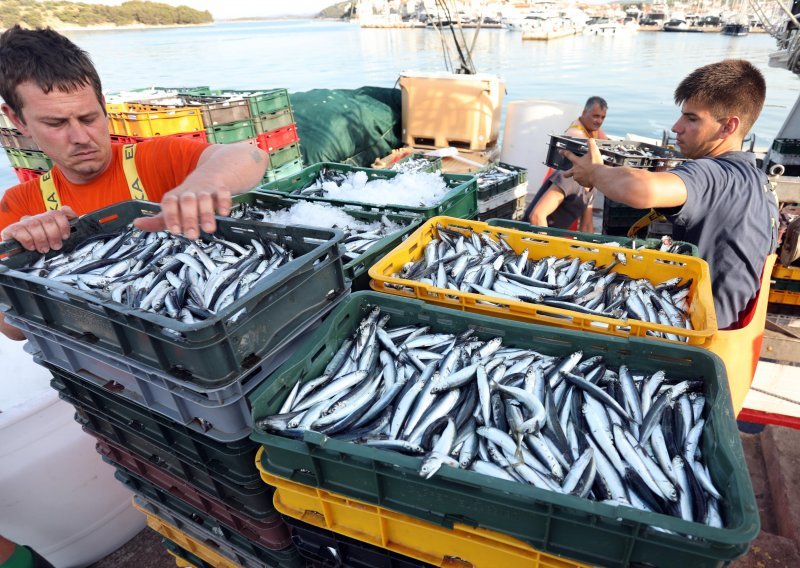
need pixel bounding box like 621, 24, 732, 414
0, 137, 208, 232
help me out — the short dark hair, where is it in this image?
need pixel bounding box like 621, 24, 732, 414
0, 25, 103, 121
674, 59, 765, 135
584, 96, 608, 112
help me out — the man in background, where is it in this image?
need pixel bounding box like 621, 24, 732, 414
525, 96, 609, 232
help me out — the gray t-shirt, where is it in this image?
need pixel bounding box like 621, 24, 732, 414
664, 151, 778, 329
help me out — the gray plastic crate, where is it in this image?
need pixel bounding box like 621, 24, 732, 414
0, 201, 348, 388
8, 293, 343, 441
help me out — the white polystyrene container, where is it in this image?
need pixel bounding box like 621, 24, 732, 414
0, 337, 145, 568
499, 100, 580, 204
399, 71, 505, 151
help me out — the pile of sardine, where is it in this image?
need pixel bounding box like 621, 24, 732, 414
476, 165, 519, 191
257, 307, 723, 529
295, 167, 350, 196
606, 143, 660, 159
17, 228, 293, 323
390, 157, 438, 174
230, 201, 406, 263
391, 224, 694, 341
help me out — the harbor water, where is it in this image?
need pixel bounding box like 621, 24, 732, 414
0, 19, 797, 190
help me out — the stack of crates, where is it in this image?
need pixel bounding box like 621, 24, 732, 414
244, 219, 760, 566
0, 110, 50, 183
0, 200, 352, 567
105, 87, 304, 185
247, 285, 758, 568
771, 262, 800, 305
474, 161, 528, 221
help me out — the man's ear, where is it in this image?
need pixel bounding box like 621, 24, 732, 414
720, 115, 741, 138
1, 102, 30, 136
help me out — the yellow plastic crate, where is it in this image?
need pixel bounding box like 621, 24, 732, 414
368, 216, 717, 346
769, 288, 800, 305
772, 263, 800, 281
133, 499, 247, 568
255, 448, 587, 568
166, 550, 199, 568
107, 107, 204, 137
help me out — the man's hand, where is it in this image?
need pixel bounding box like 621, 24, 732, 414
133, 181, 232, 240
0, 206, 77, 252
562, 138, 604, 188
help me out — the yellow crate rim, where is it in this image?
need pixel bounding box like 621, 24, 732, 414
255, 447, 587, 568
769, 288, 800, 305
772, 263, 800, 281
368, 216, 717, 345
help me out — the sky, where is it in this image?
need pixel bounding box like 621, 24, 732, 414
79, 1, 337, 19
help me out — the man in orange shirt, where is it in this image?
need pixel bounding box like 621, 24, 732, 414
0, 26, 269, 343
526, 96, 608, 232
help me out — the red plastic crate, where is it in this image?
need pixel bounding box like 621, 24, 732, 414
110, 131, 208, 144
256, 124, 299, 153
13, 167, 44, 183
93, 436, 291, 550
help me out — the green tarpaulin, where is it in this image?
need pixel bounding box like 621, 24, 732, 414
290, 86, 402, 168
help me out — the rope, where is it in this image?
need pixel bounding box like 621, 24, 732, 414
750, 386, 800, 407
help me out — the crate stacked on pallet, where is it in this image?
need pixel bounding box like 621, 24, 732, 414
474, 161, 528, 221
106, 87, 304, 185
0, 200, 351, 567
0, 110, 50, 183
771, 262, 800, 306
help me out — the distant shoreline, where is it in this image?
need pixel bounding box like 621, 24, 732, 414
0, 21, 214, 33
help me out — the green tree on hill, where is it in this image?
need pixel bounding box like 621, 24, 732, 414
0, 0, 212, 28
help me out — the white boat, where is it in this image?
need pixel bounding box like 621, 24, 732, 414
583, 17, 636, 35
663, 18, 703, 32
521, 16, 579, 40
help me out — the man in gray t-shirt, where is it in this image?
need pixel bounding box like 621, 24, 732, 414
562, 59, 777, 330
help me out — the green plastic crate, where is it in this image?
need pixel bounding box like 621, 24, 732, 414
257, 162, 478, 220
4, 147, 52, 171
772, 138, 800, 155
205, 119, 257, 144
476, 161, 528, 200
263, 158, 304, 185
254, 108, 295, 135
49, 367, 261, 483
209, 89, 291, 118
232, 192, 424, 290
267, 142, 302, 170
384, 153, 442, 174
249, 291, 759, 568
0, 201, 347, 388
772, 278, 800, 292
489, 218, 700, 257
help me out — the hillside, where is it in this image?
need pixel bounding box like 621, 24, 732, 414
0, 0, 212, 29
318, 1, 355, 20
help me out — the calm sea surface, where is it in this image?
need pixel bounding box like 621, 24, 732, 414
1, 19, 797, 190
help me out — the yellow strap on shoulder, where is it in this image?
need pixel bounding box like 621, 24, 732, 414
121, 144, 149, 201
38, 171, 61, 211
627, 209, 666, 238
